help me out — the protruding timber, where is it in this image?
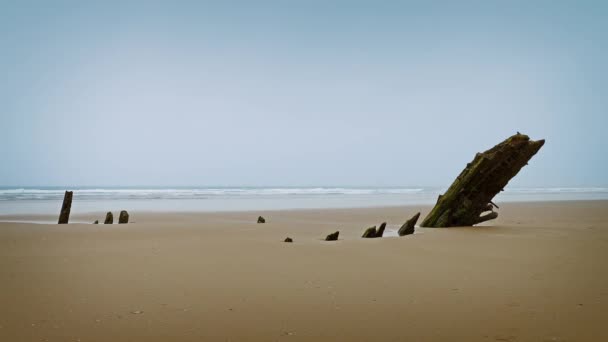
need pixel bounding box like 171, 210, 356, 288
325, 231, 339, 241
104, 212, 113, 224
57, 191, 73, 224
362, 222, 387, 238
376, 222, 387, 237
421, 133, 545, 227
398, 212, 420, 236
362, 226, 377, 238
119, 210, 129, 224
257, 216, 266, 223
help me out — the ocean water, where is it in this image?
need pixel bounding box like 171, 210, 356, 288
1, 186, 607, 215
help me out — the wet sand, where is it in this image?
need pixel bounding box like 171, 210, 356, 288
1, 201, 607, 341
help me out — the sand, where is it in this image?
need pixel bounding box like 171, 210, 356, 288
1, 200, 607, 341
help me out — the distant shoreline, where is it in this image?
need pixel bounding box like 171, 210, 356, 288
2, 199, 607, 223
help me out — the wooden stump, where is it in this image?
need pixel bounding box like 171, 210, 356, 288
118, 210, 129, 224
57, 191, 73, 224
398, 212, 420, 236
361, 226, 377, 238
325, 231, 339, 241
376, 222, 387, 237
104, 212, 113, 224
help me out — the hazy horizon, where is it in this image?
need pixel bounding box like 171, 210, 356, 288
1, 184, 608, 189
2, 1, 607, 188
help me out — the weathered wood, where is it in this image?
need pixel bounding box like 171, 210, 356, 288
119, 210, 129, 224
57, 191, 73, 224
376, 222, 387, 237
421, 133, 544, 227
325, 231, 339, 241
362, 226, 377, 238
104, 212, 113, 224
398, 212, 420, 236
257, 216, 266, 223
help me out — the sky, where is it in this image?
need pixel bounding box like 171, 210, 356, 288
1, 1, 606, 187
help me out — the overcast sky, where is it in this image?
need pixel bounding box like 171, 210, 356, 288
1, 1, 606, 187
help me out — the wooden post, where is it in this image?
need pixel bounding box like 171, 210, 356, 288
118, 210, 129, 224
57, 191, 73, 224
376, 222, 387, 237
104, 212, 113, 224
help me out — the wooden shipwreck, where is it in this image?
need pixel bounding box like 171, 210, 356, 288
421, 133, 545, 228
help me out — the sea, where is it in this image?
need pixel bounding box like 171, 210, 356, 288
1, 186, 608, 215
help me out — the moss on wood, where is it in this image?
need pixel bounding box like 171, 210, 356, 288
421, 133, 544, 227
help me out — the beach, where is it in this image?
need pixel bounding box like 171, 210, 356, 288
3, 0, 606, 340
1, 200, 607, 341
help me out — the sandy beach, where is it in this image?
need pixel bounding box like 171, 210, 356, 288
3, 0, 607, 340
0, 200, 607, 341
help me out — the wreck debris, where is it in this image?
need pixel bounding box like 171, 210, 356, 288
361, 222, 387, 238
325, 231, 339, 241
421, 133, 545, 227
361, 226, 377, 238
104, 212, 113, 224
376, 222, 387, 237
398, 212, 420, 236
119, 210, 129, 224
257, 216, 266, 223
57, 191, 73, 224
